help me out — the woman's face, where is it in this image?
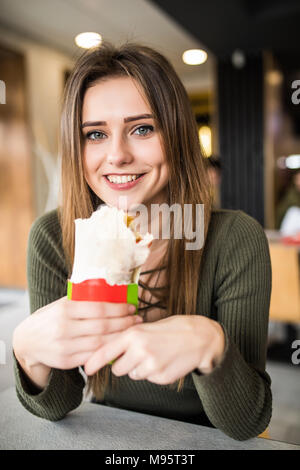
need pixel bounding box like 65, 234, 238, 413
82, 76, 169, 211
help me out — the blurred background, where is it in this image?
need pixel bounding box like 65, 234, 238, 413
0, 0, 299, 445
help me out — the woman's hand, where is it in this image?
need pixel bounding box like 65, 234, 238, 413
13, 296, 142, 372
84, 315, 226, 384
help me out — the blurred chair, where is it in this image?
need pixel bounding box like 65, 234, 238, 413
258, 428, 270, 439
269, 243, 300, 323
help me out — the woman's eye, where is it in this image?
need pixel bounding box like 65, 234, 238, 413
134, 125, 154, 136
86, 131, 105, 140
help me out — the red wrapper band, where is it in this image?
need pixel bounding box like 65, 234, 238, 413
67, 278, 138, 310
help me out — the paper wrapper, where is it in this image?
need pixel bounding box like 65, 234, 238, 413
69, 206, 153, 286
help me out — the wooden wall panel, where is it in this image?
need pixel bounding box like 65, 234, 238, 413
0, 46, 34, 288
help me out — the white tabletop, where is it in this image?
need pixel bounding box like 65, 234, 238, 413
0, 387, 299, 450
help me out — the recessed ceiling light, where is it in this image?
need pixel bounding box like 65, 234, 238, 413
231, 49, 246, 69
75, 32, 102, 49
266, 70, 283, 86
286, 155, 300, 169
199, 126, 212, 157
182, 49, 207, 65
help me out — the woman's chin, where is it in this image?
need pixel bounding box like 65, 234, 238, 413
101, 195, 145, 212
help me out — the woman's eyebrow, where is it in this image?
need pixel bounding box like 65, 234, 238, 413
81, 114, 153, 128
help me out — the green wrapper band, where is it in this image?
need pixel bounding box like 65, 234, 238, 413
126, 283, 138, 310
67, 281, 72, 300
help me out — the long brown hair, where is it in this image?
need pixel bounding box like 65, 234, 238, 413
59, 41, 213, 400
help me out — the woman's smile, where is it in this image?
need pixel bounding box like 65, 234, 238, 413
103, 172, 146, 190
82, 76, 169, 210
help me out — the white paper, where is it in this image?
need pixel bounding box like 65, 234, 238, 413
70, 205, 153, 285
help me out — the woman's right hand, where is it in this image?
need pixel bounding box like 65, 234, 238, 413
12, 296, 142, 381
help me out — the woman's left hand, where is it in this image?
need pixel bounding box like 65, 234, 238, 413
84, 315, 225, 384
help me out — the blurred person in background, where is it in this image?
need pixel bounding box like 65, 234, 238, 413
206, 156, 222, 209
275, 168, 300, 233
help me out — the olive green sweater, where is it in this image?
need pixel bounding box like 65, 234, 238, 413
13, 208, 272, 441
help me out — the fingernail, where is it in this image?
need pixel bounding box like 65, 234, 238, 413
129, 305, 136, 314
135, 315, 143, 322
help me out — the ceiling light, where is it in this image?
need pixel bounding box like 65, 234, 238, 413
199, 126, 212, 157
182, 49, 207, 65
75, 32, 102, 49
266, 70, 283, 86
286, 155, 300, 169
231, 49, 246, 69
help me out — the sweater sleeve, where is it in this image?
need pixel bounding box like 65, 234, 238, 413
13, 211, 85, 421
191, 211, 272, 441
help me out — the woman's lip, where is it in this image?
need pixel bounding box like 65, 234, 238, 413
103, 173, 146, 190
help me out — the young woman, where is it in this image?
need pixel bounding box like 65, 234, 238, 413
12, 42, 272, 441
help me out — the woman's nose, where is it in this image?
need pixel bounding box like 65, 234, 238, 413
106, 135, 133, 166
